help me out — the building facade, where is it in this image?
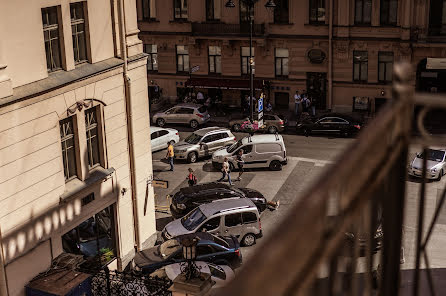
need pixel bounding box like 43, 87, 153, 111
137, 0, 446, 114
0, 0, 156, 295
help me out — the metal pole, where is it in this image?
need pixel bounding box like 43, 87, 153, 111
249, 3, 254, 122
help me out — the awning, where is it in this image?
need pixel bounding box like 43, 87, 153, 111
185, 78, 267, 90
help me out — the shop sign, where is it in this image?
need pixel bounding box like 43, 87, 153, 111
426, 58, 446, 70
353, 96, 370, 111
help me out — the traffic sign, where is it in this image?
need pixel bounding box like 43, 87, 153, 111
258, 111, 263, 120
258, 119, 263, 128
190, 65, 200, 73
258, 97, 263, 112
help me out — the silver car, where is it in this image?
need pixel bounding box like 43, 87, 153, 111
408, 148, 446, 180
152, 103, 210, 129
174, 127, 236, 163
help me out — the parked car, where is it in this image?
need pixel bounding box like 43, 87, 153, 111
150, 127, 179, 152
162, 199, 262, 247
229, 113, 287, 134
296, 113, 362, 137
174, 127, 236, 163
169, 182, 267, 219
134, 232, 242, 274
212, 134, 287, 171
408, 148, 446, 180
150, 261, 235, 289
152, 103, 210, 129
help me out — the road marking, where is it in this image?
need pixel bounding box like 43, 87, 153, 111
287, 156, 333, 165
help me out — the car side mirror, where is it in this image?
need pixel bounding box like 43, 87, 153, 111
416, 153, 421, 158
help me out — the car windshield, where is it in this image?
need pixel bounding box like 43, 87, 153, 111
227, 140, 243, 153
185, 133, 202, 144
181, 208, 207, 231
158, 239, 181, 259
417, 149, 445, 162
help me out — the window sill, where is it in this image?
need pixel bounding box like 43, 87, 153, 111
377, 81, 392, 85
140, 18, 159, 23
170, 19, 190, 24
379, 24, 399, 28
275, 76, 289, 80
147, 70, 159, 74
352, 81, 369, 84
204, 20, 222, 23
60, 167, 115, 203
353, 23, 372, 27
306, 22, 328, 26
269, 22, 294, 26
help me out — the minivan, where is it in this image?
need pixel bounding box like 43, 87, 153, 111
162, 199, 262, 247
211, 134, 287, 171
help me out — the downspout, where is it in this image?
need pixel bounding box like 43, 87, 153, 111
328, 0, 333, 111
0, 227, 9, 296
118, 0, 141, 251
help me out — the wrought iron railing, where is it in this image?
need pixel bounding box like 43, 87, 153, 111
191, 22, 265, 36
216, 63, 446, 296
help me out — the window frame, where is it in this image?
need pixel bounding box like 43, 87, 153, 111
42, 6, 63, 72
206, 0, 221, 21
142, 0, 156, 21
378, 51, 394, 83
224, 213, 242, 227
174, 0, 188, 20
309, 0, 326, 24
70, 2, 89, 65
353, 50, 368, 83
241, 46, 255, 76
239, 1, 251, 23
208, 45, 222, 74
60, 116, 78, 181
274, 0, 289, 24
144, 44, 158, 72
275, 48, 289, 77
354, 0, 372, 25
176, 45, 190, 73
380, 0, 398, 26
85, 107, 101, 169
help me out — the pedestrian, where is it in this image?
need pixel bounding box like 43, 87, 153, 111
186, 168, 197, 186
310, 96, 316, 117
266, 100, 273, 112
235, 149, 245, 181
267, 200, 280, 211
166, 141, 174, 171
218, 157, 233, 185
302, 94, 310, 113
294, 91, 302, 117
197, 91, 204, 104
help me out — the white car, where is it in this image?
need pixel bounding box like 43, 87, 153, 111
150, 127, 180, 152
150, 261, 234, 289
408, 148, 446, 180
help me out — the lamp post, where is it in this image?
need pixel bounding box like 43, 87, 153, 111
226, 0, 276, 122
180, 238, 201, 280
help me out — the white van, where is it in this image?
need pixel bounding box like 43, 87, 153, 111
162, 199, 262, 247
211, 134, 287, 171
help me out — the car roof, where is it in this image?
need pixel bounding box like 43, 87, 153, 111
194, 127, 231, 136
241, 134, 284, 145
199, 198, 256, 217
317, 113, 361, 123
179, 182, 233, 194
150, 126, 177, 133
175, 103, 203, 108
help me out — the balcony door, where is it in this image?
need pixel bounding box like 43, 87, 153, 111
429, 0, 446, 35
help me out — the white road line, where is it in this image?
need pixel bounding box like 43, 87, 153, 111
287, 156, 333, 165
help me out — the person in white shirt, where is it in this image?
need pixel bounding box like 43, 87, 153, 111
196, 91, 204, 104
217, 158, 233, 185
294, 91, 302, 117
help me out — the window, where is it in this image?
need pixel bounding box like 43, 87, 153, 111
274, 0, 289, 24
355, 0, 372, 24
241, 47, 255, 75
240, 1, 252, 23
177, 107, 194, 114
60, 117, 77, 180
151, 131, 159, 140
242, 212, 258, 224
159, 130, 169, 137
353, 51, 368, 82
378, 52, 394, 82
42, 7, 62, 72
209, 46, 222, 74
380, 0, 398, 25
176, 45, 189, 72
174, 0, 188, 20
197, 245, 215, 256
70, 2, 88, 64
85, 107, 101, 168
144, 44, 158, 71
142, 0, 156, 20
62, 205, 116, 264
225, 213, 242, 227
206, 0, 221, 21
275, 48, 289, 77
200, 217, 220, 231
256, 143, 282, 153
429, 0, 446, 35
309, 0, 325, 24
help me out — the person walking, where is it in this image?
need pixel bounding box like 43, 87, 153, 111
166, 141, 174, 171
235, 149, 245, 181
218, 157, 233, 185
294, 91, 302, 118
186, 168, 197, 186
310, 95, 316, 117
302, 94, 310, 113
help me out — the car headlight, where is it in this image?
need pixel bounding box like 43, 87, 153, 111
177, 149, 187, 153
176, 203, 186, 210
163, 230, 172, 240
431, 168, 438, 172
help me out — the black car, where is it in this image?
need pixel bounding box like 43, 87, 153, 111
133, 232, 242, 274
169, 182, 267, 219
296, 113, 362, 137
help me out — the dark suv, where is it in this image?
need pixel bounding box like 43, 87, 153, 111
133, 232, 242, 273
170, 182, 267, 219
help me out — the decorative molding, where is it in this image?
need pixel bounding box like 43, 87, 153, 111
67, 98, 107, 116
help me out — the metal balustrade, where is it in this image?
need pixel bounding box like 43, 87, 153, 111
191, 22, 265, 36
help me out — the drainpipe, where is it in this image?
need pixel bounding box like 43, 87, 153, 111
328, 0, 333, 111
0, 227, 9, 295
117, 0, 141, 251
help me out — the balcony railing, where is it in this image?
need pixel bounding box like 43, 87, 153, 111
216, 63, 446, 296
191, 22, 265, 36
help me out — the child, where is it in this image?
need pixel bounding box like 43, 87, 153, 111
186, 168, 197, 186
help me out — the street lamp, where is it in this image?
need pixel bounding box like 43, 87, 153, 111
226, 0, 275, 122
180, 238, 201, 280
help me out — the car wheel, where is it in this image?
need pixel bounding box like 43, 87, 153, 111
437, 169, 443, 181
232, 124, 241, 132
156, 118, 165, 127
242, 233, 256, 247
268, 126, 278, 134
187, 152, 198, 163
190, 120, 199, 129
269, 160, 282, 171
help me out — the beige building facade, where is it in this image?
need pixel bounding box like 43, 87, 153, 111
137, 0, 446, 114
0, 0, 156, 295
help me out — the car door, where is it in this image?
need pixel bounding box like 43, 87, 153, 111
331, 117, 349, 132
253, 143, 283, 168
199, 134, 217, 157
177, 107, 194, 124
196, 245, 218, 262
150, 131, 160, 151
223, 213, 243, 240
197, 216, 222, 236
234, 145, 254, 168
164, 107, 179, 124
314, 117, 334, 133
157, 129, 170, 149
210, 132, 230, 152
